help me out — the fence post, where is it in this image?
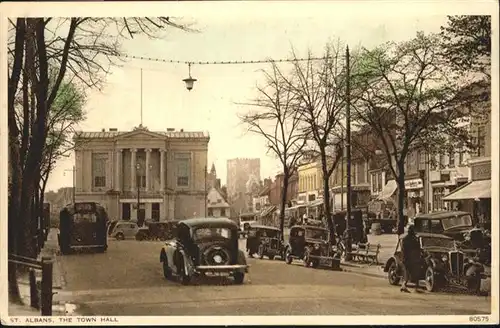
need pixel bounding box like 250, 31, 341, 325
41, 256, 53, 316
29, 269, 40, 309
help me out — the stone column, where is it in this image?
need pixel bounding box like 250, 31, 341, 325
131, 148, 137, 191
145, 148, 152, 191
160, 149, 166, 192
115, 149, 122, 191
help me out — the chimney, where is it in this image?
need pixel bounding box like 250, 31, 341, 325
167, 128, 175, 132
101, 128, 105, 132
109, 128, 118, 132
180, 129, 184, 132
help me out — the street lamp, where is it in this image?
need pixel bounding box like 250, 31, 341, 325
183, 63, 197, 91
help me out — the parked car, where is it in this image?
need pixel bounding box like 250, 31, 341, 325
412, 211, 474, 241
383, 232, 485, 294
284, 225, 339, 269
245, 225, 282, 260
109, 220, 140, 240
159, 218, 249, 285
136, 221, 180, 241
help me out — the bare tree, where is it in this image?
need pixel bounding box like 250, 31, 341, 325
279, 43, 346, 240
7, 16, 195, 304
239, 62, 307, 238
351, 32, 481, 235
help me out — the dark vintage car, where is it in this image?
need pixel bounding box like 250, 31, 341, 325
159, 218, 249, 285
383, 232, 485, 294
412, 211, 474, 242
136, 221, 180, 241
284, 225, 340, 269
246, 225, 282, 260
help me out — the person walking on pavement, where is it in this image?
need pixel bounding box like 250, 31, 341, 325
400, 225, 423, 293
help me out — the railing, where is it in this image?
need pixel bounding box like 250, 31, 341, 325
8, 254, 53, 316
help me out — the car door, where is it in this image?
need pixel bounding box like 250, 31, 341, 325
125, 223, 139, 239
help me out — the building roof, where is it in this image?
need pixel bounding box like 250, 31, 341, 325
73, 130, 209, 139
258, 186, 270, 197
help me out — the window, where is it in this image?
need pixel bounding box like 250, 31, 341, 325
92, 153, 108, 188
448, 151, 455, 168
208, 208, 214, 216
439, 154, 445, 169
358, 162, 366, 184
476, 126, 486, 157
377, 173, 382, 192
458, 151, 464, 165
371, 173, 377, 193
137, 175, 146, 189
221, 208, 226, 216
175, 153, 190, 187
151, 203, 160, 222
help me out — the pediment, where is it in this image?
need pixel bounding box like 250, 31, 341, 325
116, 128, 166, 140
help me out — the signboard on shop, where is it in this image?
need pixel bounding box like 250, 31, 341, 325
471, 163, 491, 180
405, 178, 423, 190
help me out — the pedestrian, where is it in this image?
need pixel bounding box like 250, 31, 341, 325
400, 225, 422, 293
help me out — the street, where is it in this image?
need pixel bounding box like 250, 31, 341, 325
55, 239, 492, 316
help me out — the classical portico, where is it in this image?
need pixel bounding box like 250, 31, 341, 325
73, 125, 210, 222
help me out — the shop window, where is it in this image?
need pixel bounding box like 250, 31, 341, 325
208, 208, 214, 216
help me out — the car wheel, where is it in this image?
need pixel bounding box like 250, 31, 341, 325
233, 272, 245, 284
163, 260, 173, 280
387, 261, 400, 286
115, 232, 125, 240
425, 266, 440, 292
467, 275, 481, 295
311, 259, 320, 268
258, 245, 265, 260
303, 250, 311, 267
285, 248, 293, 265
179, 261, 191, 285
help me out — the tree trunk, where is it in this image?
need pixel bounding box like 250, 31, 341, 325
396, 164, 406, 236
320, 155, 335, 243
7, 18, 27, 305
279, 169, 290, 242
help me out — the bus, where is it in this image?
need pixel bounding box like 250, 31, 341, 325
58, 202, 109, 255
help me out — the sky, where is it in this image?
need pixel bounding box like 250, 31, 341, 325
35, 2, 482, 192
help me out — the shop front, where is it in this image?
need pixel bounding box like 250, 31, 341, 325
405, 178, 424, 217
443, 158, 491, 229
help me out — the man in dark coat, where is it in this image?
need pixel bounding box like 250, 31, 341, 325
400, 225, 422, 293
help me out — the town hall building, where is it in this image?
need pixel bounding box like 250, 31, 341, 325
73, 125, 210, 222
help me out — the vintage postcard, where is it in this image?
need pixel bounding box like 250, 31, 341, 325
0, 0, 498, 326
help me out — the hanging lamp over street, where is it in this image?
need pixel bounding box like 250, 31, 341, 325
183, 63, 197, 91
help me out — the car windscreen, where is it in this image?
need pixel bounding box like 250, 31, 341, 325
194, 227, 232, 241
305, 228, 328, 241
441, 214, 473, 230
420, 236, 455, 249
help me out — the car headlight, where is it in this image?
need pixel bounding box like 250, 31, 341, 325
314, 244, 320, 250
441, 255, 448, 262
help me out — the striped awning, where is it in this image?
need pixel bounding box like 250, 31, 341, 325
260, 205, 277, 218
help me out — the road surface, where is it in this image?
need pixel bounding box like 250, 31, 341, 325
56, 239, 492, 316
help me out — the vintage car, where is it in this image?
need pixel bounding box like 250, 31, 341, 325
159, 218, 249, 285
412, 211, 474, 242
245, 225, 282, 260
383, 232, 485, 294
136, 221, 180, 241
284, 225, 340, 269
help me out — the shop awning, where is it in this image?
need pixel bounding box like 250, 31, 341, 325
308, 199, 324, 207
377, 180, 397, 201
442, 180, 491, 201
260, 205, 277, 217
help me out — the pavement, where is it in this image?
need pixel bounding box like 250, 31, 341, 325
8, 229, 72, 317
48, 238, 492, 316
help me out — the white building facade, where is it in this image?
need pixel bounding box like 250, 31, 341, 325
73, 126, 209, 222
